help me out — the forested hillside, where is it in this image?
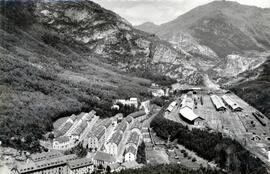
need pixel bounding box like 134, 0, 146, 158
150, 108, 267, 173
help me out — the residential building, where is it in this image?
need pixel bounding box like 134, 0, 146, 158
29, 150, 63, 163
53, 136, 76, 150
124, 116, 133, 125
128, 110, 146, 122
14, 154, 78, 174
115, 98, 138, 108
124, 146, 137, 162
71, 121, 88, 140
93, 151, 116, 166
67, 158, 94, 174
126, 132, 140, 148
131, 122, 142, 136
115, 121, 128, 133
87, 126, 106, 150
105, 131, 123, 156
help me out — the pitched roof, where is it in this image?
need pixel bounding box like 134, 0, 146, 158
125, 146, 137, 155
30, 150, 63, 162
131, 122, 142, 130
116, 121, 128, 133
114, 113, 124, 118
128, 110, 146, 118
93, 151, 116, 163
222, 95, 242, 111
124, 116, 133, 124
18, 154, 77, 173
181, 96, 194, 110
72, 121, 87, 136
54, 122, 73, 138
54, 136, 70, 143
210, 95, 226, 110
108, 131, 123, 145
179, 107, 202, 122
88, 126, 105, 140
100, 119, 112, 129
67, 158, 93, 169
77, 112, 87, 120
126, 132, 140, 146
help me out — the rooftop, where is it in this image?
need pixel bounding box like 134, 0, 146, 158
67, 158, 93, 169
128, 110, 146, 118
131, 122, 142, 130
17, 154, 77, 173
179, 107, 202, 122
210, 95, 226, 109
222, 95, 242, 110
100, 119, 112, 129
54, 122, 73, 138
109, 131, 123, 145
126, 132, 140, 146
93, 151, 116, 163
30, 150, 63, 162
116, 121, 128, 133
88, 126, 106, 140
125, 146, 137, 155
54, 136, 70, 143
72, 121, 87, 136
124, 116, 133, 124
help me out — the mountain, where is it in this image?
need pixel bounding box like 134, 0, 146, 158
228, 57, 270, 118
0, 0, 204, 150
135, 22, 159, 34
137, 1, 270, 58
135, 1, 270, 118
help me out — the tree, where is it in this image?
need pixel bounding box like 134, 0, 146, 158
106, 166, 111, 174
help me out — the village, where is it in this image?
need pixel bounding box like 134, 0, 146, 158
1, 83, 270, 174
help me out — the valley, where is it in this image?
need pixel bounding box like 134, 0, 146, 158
0, 0, 270, 174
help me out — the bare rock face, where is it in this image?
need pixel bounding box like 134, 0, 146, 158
213, 54, 267, 77
33, 0, 203, 85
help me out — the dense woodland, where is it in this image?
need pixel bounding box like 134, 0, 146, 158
113, 164, 225, 174
150, 107, 267, 174
231, 57, 270, 119
0, 1, 151, 151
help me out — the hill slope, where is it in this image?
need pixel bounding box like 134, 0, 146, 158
137, 1, 270, 58
0, 0, 204, 150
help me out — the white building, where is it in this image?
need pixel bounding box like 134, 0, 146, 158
87, 126, 106, 150
222, 95, 243, 112
140, 100, 151, 114
210, 95, 226, 111
124, 132, 140, 162
105, 131, 123, 157
93, 151, 116, 166
53, 136, 76, 150
179, 107, 204, 126
151, 89, 165, 97
124, 146, 137, 162
115, 98, 139, 108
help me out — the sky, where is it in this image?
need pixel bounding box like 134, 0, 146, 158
91, 0, 270, 25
